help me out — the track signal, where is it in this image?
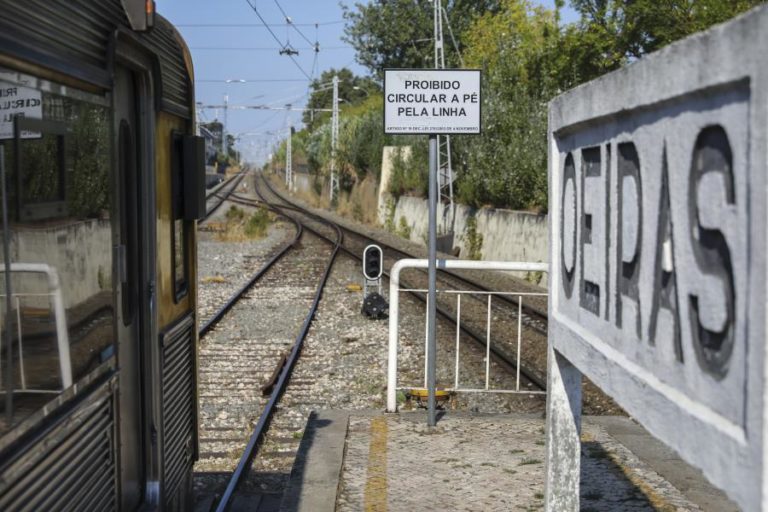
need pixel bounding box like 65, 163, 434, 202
361, 244, 387, 319
363, 245, 383, 281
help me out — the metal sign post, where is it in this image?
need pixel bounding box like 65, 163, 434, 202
426, 135, 438, 426
384, 68, 480, 426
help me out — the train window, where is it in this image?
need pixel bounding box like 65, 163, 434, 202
13, 118, 69, 221
171, 132, 188, 301
0, 69, 114, 433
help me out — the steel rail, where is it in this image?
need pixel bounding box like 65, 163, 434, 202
264, 176, 549, 324
198, 210, 302, 337
213, 180, 343, 512
236, 179, 546, 391
203, 170, 247, 221
205, 172, 238, 201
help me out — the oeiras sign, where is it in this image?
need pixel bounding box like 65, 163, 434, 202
546, 5, 768, 511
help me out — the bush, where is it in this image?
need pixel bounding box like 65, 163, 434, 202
244, 208, 271, 237
388, 144, 428, 199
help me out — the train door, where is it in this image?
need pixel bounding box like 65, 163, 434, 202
115, 65, 148, 511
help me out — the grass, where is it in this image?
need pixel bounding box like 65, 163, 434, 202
397, 215, 411, 239
218, 205, 273, 241
518, 457, 542, 466
244, 208, 270, 237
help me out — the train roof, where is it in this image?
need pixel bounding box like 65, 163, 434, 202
0, 0, 193, 118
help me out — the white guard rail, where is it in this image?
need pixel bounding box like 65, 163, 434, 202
0, 263, 72, 392
387, 259, 548, 413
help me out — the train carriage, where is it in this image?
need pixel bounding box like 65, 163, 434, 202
0, 1, 205, 509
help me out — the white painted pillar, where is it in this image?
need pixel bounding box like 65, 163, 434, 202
544, 345, 582, 511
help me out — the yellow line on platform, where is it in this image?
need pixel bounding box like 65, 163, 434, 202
364, 416, 388, 512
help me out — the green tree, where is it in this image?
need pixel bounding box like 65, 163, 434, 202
570, 0, 764, 62
302, 68, 379, 131
342, 0, 500, 78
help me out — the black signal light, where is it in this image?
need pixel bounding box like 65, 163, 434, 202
363, 244, 383, 280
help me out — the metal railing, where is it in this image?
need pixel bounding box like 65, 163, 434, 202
0, 263, 72, 393
386, 259, 547, 412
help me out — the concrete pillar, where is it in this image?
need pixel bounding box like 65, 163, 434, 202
544, 346, 582, 511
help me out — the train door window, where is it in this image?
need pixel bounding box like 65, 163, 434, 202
171, 132, 188, 301
119, 119, 138, 326
0, 68, 114, 434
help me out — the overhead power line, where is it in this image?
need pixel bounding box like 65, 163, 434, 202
190, 46, 350, 51
273, 0, 315, 47
243, 0, 313, 80
196, 79, 309, 83
175, 21, 344, 27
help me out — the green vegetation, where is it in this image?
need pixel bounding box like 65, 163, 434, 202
271, 0, 762, 213
463, 215, 483, 260
220, 205, 272, 240
384, 199, 397, 232
388, 145, 427, 199
397, 216, 412, 239
244, 208, 271, 237
341, 0, 499, 76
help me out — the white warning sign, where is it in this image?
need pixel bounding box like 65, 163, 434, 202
384, 69, 481, 134
0, 81, 42, 140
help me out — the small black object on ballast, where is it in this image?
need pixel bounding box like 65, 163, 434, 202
361, 292, 388, 319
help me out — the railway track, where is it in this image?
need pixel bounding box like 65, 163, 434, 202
204, 170, 248, 221
254, 173, 623, 416
194, 172, 564, 510
195, 182, 342, 510
250, 174, 548, 391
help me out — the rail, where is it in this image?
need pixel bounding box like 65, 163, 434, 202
213, 174, 342, 512
386, 259, 548, 412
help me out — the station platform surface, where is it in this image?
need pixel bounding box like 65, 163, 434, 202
279, 410, 738, 512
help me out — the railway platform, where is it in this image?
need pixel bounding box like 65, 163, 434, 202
279, 410, 737, 512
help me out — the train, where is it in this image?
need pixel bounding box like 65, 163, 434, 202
0, 1, 205, 509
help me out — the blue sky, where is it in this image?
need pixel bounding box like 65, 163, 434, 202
158, 1, 579, 163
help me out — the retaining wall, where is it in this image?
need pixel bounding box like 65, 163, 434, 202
376, 147, 548, 285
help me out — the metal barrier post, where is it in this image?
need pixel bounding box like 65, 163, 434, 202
516, 297, 522, 391
454, 294, 461, 390
485, 295, 491, 390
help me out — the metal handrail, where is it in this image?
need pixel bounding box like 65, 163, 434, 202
387, 259, 548, 412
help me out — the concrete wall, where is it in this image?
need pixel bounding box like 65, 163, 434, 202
377, 146, 410, 225
377, 146, 548, 285
546, 6, 768, 511
1, 219, 112, 309
385, 196, 548, 285
294, 172, 313, 195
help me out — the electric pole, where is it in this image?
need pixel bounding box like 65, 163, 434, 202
433, 0, 455, 240
286, 121, 292, 190
223, 93, 229, 156
330, 74, 340, 203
